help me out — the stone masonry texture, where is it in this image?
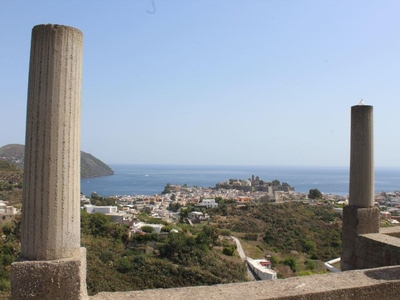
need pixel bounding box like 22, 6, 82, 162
11, 248, 87, 300
341, 206, 380, 271
90, 265, 400, 300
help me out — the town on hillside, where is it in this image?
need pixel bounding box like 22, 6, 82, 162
3, 174, 400, 227
75, 175, 400, 232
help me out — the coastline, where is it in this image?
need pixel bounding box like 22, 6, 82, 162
80, 164, 400, 198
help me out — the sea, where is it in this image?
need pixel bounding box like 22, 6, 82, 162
80, 164, 400, 198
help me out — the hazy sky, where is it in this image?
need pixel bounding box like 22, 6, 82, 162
1, 0, 400, 167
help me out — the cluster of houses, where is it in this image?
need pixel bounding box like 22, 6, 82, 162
81, 195, 220, 235
374, 191, 400, 224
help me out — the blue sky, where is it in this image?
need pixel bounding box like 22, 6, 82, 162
1, 0, 400, 167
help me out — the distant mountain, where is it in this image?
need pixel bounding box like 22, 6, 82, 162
0, 144, 25, 169
0, 144, 114, 179
81, 151, 114, 179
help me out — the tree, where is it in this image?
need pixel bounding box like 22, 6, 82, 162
141, 226, 155, 233
168, 202, 181, 212
222, 246, 236, 256
202, 225, 219, 247
272, 179, 281, 186
270, 255, 278, 267
162, 183, 171, 194
88, 213, 111, 237
283, 257, 297, 272
308, 188, 322, 199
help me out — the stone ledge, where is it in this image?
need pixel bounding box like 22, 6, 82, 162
380, 226, 400, 238
360, 232, 400, 247
11, 247, 87, 300
90, 265, 400, 300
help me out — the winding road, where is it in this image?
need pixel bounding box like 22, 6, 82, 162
231, 236, 256, 280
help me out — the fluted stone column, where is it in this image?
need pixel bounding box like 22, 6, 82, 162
341, 104, 380, 271
11, 24, 87, 299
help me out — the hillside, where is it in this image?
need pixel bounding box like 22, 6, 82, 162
0, 201, 343, 297
0, 144, 114, 179
81, 151, 114, 179
210, 202, 342, 261
0, 144, 24, 169
0, 159, 23, 206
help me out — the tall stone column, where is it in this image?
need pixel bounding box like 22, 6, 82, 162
11, 24, 87, 299
349, 105, 374, 208
341, 104, 380, 271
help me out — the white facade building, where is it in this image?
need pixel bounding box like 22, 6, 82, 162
83, 204, 118, 214
197, 199, 218, 209
246, 258, 277, 280
130, 222, 164, 234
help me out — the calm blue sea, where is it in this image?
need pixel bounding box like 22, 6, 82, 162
80, 164, 400, 197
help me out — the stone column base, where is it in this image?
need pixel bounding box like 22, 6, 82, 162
10, 247, 87, 300
341, 206, 380, 271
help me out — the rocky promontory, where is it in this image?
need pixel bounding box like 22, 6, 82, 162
0, 144, 114, 179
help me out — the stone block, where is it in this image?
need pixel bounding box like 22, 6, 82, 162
11, 247, 87, 300
341, 206, 380, 271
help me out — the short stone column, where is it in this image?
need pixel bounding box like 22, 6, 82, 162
341, 104, 380, 271
11, 24, 87, 299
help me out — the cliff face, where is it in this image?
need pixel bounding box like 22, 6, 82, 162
0, 144, 114, 179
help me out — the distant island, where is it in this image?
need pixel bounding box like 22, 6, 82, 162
0, 144, 114, 179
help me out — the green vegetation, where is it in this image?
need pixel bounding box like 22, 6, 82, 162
89, 192, 117, 206
168, 202, 182, 212
0, 198, 343, 297
308, 188, 323, 199
0, 217, 21, 298
211, 201, 342, 278
161, 183, 172, 194
0, 159, 23, 206
271, 179, 281, 186
81, 212, 247, 296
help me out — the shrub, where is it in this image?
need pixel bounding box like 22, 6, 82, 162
222, 246, 235, 256
270, 255, 278, 267
282, 257, 297, 272
115, 257, 132, 273
0, 278, 10, 292
219, 229, 231, 236
305, 259, 316, 271
141, 226, 155, 233
243, 233, 258, 241
100, 250, 114, 263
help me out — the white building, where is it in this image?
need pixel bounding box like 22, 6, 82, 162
246, 258, 277, 280
188, 211, 210, 222
130, 222, 164, 236
83, 204, 118, 214
0, 201, 18, 223
196, 199, 218, 209
106, 212, 133, 225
